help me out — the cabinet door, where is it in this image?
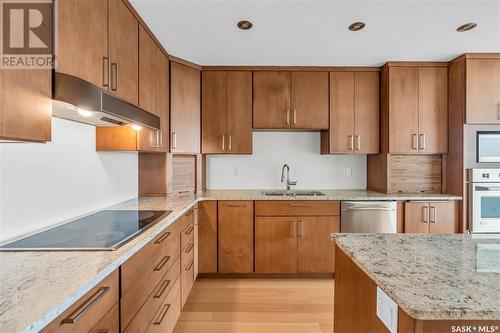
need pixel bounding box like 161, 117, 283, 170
329, 72, 355, 153
145, 277, 181, 333
57, 0, 108, 89
227, 72, 253, 154
297, 216, 339, 273
428, 201, 458, 233
255, 217, 297, 273
108, 0, 138, 105
156, 50, 170, 152
404, 202, 430, 233
198, 201, 218, 273
218, 201, 254, 273
418, 67, 448, 154
291, 72, 329, 129
389, 67, 419, 154
201, 71, 227, 154
253, 72, 290, 129
138, 26, 157, 115
466, 58, 500, 124
170, 62, 201, 154
355, 72, 380, 154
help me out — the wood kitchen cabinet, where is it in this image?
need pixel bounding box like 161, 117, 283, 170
253, 71, 328, 129
198, 201, 218, 273
218, 201, 254, 273
385, 64, 448, 154
171, 61, 201, 154
321, 71, 379, 154
202, 71, 253, 154
404, 201, 458, 233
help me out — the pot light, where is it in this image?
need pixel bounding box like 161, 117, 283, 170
237, 20, 253, 30
131, 124, 142, 131
457, 23, 477, 32
348, 22, 365, 31
77, 108, 93, 117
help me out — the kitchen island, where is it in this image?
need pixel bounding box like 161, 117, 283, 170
332, 233, 500, 333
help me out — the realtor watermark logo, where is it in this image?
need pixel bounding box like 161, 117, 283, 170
1, 0, 55, 69
451, 325, 500, 333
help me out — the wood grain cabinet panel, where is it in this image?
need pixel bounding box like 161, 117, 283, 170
290, 72, 329, 129
138, 25, 157, 116
198, 201, 218, 273
108, 0, 138, 105
202, 71, 227, 154
405, 201, 458, 233
226, 72, 253, 153
56, 0, 108, 89
145, 277, 181, 333
253, 72, 291, 129
181, 230, 195, 308
171, 62, 201, 154
404, 201, 430, 233
218, 201, 254, 273
466, 58, 500, 124
354, 71, 380, 154
89, 302, 119, 333
297, 216, 340, 273
255, 217, 298, 273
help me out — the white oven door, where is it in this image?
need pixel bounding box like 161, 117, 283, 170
472, 184, 500, 233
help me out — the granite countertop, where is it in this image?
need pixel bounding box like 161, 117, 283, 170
0, 189, 461, 333
332, 233, 500, 320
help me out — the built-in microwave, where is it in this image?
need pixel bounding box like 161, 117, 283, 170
465, 125, 500, 169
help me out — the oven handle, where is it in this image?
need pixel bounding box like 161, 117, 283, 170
475, 186, 500, 191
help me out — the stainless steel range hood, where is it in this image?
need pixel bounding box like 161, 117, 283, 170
52, 72, 160, 130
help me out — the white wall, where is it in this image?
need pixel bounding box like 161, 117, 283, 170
206, 132, 366, 189
0, 118, 138, 242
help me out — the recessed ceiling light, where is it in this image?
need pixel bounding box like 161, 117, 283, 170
237, 20, 253, 30
457, 23, 477, 32
131, 124, 142, 131
348, 22, 365, 32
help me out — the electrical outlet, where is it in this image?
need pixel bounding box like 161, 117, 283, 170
376, 287, 398, 333
343, 167, 352, 177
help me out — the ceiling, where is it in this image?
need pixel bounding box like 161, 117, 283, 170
129, 0, 500, 66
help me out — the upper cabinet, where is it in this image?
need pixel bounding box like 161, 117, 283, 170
58, 0, 138, 105
384, 64, 448, 154
170, 62, 201, 154
253, 72, 328, 130
202, 71, 252, 154
465, 57, 500, 124
321, 71, 379, 154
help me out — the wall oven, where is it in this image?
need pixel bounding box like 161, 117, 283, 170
464, 125, 500, 168
468, 169, 500, 234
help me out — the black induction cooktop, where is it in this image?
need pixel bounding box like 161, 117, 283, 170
0, 210, 171, 251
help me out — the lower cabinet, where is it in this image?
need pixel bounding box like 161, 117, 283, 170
405, 201, 458, 233
144, 277, 182, 333
181, 220, 195, 308
198, 200, 218, 273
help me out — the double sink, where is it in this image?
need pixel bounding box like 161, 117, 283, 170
261, 190, 326, 197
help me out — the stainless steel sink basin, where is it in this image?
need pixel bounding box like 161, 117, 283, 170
261, 190, 326, 197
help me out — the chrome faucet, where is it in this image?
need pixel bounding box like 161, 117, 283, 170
281, 164, 297, 191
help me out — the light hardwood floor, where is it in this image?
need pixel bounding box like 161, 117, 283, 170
173, 278, 334, 333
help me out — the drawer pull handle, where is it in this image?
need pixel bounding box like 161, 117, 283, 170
154, 279, 171, 298
153, 304, 171, 325
154, 256, 171, 272
62, 287, 110, 324
227, 204, 246, 208
155, 231, 171, 244
98, 330, 110, 333
185, 243, 194, 253
185, 226, 194, 235
185, 260, 194, 271
288, 203, 309, 207
186, 209, 193, 217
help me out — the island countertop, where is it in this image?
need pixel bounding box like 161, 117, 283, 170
332, 233, 500, 320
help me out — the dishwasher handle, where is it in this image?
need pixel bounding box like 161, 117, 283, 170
342, 207, 396, 212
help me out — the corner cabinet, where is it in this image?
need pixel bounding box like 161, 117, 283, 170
404, 201, 458, 233
253, 71, 328, 130
321, 71, 380, 154
170, 62, 201, 154
202, 71, 253, 154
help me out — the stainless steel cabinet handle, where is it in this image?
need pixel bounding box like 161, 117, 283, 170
349, 135, 354, 150
153, 256, 171, 272
102, 57, 110, 87
171, 131, 177, 149
62, 287, 110, 324
155, 231, 171, 244
288, 203, 309, 207
110, 62, 119, 91
228, 134, 232, 151
355, 135, 360, 151
153, 279, 171, 298
185, 226, 194, 235
286, 109, 290, 126
475, 186, 500, 191
185, 260, 194, 271
419, 134, 426, 150
98, 330, 110, 333
153, 304, 171, 325
342, 207, 396, 211
430, 206, 437, 223
423, 206, 429, 223
290, 221, 297, 238
227, 204, 246, 208
297, 220, 304, 237
412, 134, 418, 150
222, 134, 225, 151
292, 109, 296, 125
185, 243, 194, 253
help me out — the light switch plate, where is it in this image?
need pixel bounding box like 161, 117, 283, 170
376, 286, 398, 333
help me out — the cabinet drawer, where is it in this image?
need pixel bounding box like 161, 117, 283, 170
255, 201, 340, 216
121, 228, 180, 329
123, 258, 181, 333
181, 222, 195, 250
179, 207, 195, 231
145, 277, 182, 333
181, 238, 195, 308
89, 302, 119, 333
41, 270, 118, 333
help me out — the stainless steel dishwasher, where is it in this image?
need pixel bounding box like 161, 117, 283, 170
341, 201, 397, 233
